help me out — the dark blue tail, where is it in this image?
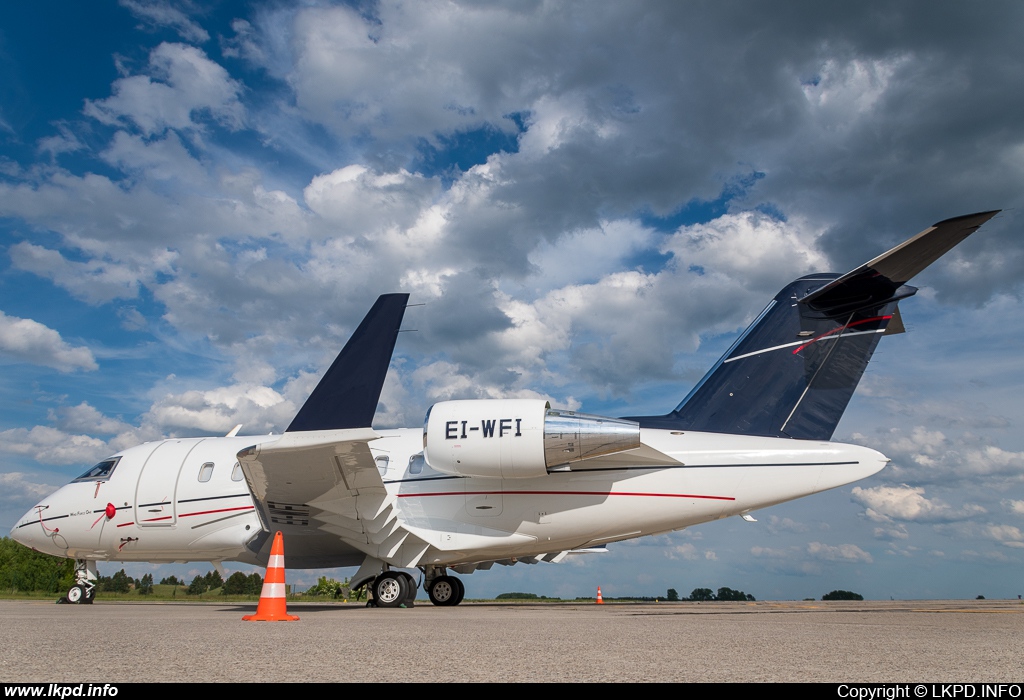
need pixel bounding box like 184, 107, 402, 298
627, 211, 999, 440
288, 293, 410, 432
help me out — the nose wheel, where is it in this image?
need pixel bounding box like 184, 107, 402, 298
65, 585, 84, 604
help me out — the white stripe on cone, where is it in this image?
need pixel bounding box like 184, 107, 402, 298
259, 582, 286, 598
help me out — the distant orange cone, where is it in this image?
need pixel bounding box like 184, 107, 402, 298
596, 586, 604, 604
243, 531, 299, 621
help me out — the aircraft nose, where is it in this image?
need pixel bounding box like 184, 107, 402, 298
10, 512, 35, 547
10, 504, 53, 553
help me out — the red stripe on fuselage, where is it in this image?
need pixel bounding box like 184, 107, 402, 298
179, 505, 254, 518
129, 505, 254, 525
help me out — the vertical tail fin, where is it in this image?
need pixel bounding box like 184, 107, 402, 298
287, 293, 410, 432
628, 211, 999, 440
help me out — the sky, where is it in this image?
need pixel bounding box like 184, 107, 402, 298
1, 0, 1022, 601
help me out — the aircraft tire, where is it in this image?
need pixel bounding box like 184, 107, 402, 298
66, 585, 84, 604
372, 572, 408, 608
428, 575, 457, 606
82, 588, 95, 604
397, 571, 417, 606
452, 576, 465, 605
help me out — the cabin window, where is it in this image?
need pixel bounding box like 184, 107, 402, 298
73, 457, 121, 482
375, 455, 389, 476
408, 453, 425, 475
231, 462, 244, 482
198, 462, 215, 482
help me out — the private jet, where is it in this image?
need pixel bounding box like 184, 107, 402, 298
10, 211, 1000, 607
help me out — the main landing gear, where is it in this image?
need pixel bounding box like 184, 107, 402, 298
365, 568, 466, 607
369, 570, 418, 608
426, 575, 464, 606
59, 560, 97, 605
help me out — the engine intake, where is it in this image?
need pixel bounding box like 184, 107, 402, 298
423, 399, 640, 479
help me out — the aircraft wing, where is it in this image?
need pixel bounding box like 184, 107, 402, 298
238, 292, 431, 567
238, 429, 430, 567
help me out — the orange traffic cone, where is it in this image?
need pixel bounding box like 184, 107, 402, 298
596, 586, 604, 604
243, 531, 299, 621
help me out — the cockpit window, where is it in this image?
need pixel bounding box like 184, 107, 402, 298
73, 458, 120, 482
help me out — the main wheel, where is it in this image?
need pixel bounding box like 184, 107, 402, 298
428, 575, 457, 606
66, 585, 84, 604
372, 572, 408, 608
452, 576, 465, 606
82, 587, 95, 605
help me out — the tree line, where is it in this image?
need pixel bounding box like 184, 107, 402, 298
1, 538, 261, 596
667, 587, 756, 601
0, 537, 74, 593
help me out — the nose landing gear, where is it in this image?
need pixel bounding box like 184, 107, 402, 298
59, 560, 97, 605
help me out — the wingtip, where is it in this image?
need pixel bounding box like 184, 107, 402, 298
933, 210, 1001, 227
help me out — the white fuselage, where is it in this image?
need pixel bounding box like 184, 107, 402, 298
10, 429, 887, 568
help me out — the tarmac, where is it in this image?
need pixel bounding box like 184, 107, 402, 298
1, 598, 1022, 682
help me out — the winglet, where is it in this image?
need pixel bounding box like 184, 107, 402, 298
287, 293, 410, 432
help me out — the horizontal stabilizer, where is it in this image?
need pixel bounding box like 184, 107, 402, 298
800, 211, 999, 315
288, 293, 409, 432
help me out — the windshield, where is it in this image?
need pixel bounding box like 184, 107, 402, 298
73, 457, 120, 482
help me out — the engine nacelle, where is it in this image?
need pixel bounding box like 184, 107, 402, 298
423, 399, 640, 479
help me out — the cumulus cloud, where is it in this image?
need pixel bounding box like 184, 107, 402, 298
0, 311, 98, 372
0, 426, 109, 466
664, 543, 717, 561
766, 516, 810, 534
852, 427, 1024, 485
806, 541, 873, 564
873, 524, 910, 541
0, 472, 56, 504
851, 484, 986, 523
304, 165, 441, 238
9, 243, 145, 304
665, 212, 828, 293
143, 383, 295, 435
49, 403, 133, 436
985, 525, 1024, 549
85, 43, 244, 135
